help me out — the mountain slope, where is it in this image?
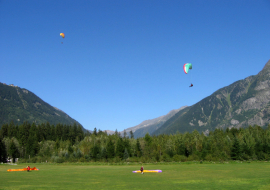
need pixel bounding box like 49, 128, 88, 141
121, 106, 188, 138
153, 60, 270, 135
0, 83, 82, 128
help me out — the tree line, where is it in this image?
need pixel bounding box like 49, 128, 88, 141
1, 121, 270, 163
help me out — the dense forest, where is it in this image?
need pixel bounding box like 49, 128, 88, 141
1, 121, 270, 163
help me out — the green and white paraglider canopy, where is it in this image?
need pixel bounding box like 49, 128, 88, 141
183, 63, 193, 87
183, 63, 192, 74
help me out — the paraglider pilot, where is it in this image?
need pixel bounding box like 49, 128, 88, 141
183, 63, 193, 87
27, 166, 30, 172
141, 166, 144, 174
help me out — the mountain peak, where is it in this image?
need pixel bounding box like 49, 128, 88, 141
260, 59, 270, 72
153, 59, 270, 135
255, 59, 270, 80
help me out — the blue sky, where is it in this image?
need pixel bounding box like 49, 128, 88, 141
1, 0, 270, 132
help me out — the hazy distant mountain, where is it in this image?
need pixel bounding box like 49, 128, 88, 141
0, 82, 83, 129
153, 60, 270, 135
119, 106, 188, 138
104, 130, 115, 135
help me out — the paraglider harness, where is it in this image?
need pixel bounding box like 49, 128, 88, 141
189, 83, 193, 87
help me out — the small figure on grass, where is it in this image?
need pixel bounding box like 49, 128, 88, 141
27, 166, 30, 172
140, 166, 144, 174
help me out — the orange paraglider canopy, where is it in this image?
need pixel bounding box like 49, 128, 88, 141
60, 33, 65, 38
7, 167, 39, 172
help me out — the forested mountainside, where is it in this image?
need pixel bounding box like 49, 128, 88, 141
0, 82, 83, 129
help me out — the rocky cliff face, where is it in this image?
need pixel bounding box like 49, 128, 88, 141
153, 60, 270, 135
229, 60, 270, 129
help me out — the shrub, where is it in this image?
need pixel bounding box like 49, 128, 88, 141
53, 156, 64, 163
128, 157, 140, 163
113, 156, 122, 163
204, 154, 213, 161
173, 155, 187, 162
30, 157, 38, 163
140, 156, 150, 163
187, 154, 200, 161
161, 154, 172, 162
79, 157, 86, 162
241, 153, 250, 160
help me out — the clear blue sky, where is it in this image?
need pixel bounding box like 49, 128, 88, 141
1, 0, 270, 132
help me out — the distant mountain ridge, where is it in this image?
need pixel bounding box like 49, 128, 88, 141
153, 59, 270, 135
104, 130, 115, 135
0, 82, 83, 129
117, 106, 188, 138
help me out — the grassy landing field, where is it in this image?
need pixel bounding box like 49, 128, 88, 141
1, 162, 270, 190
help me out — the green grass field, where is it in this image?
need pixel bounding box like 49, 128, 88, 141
1, 162, 270, 190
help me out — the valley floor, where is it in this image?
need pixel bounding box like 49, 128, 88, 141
1, 162, 270, 190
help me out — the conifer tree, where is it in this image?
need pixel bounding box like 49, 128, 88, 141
68, 144, 73, 154
231, 136, 241, 160
18, 121, 30, 148
55, 123, 63, 140
0, 138, 7, 162
123, 148, 129, 161
114, 129, 118, 137
26, 134, 38, 158
93, 128, 97, 136
144, 133, 152, 146
8, 121, 16, 138
123, 130, 127, 138
0, 123, 8, 138
39, 123, 46, 141
25, 123, 39, 158
55, 139, 60, 150
63, 125, 69, 141
98, 129, 103, 135
76, 125, 84, 141
45, 122, 51, 140
69, 124, 76, 144
176, 139, 185, 155
9, 140, 19, 163
116, 138, 125, 158
123, 139, 131, 156
101, 147, 108, 160
135, 139, 142, 157
91, 144, 100, 161
129, 130, 134, 139
50, 125, 56, 141
106, 139, 115, 159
